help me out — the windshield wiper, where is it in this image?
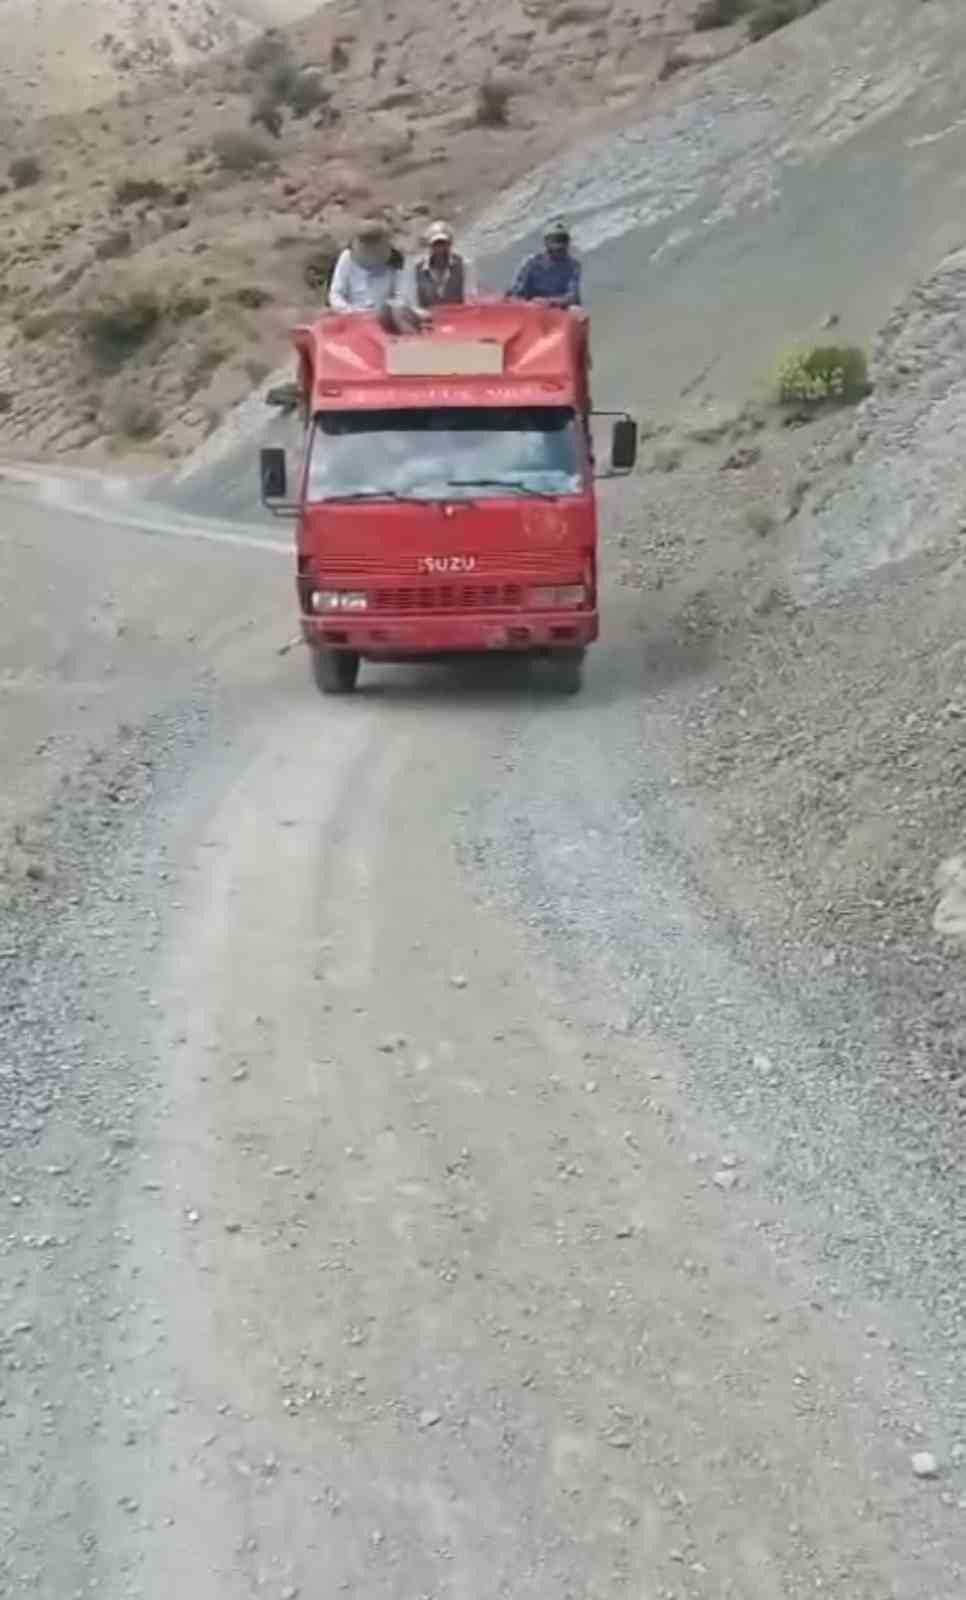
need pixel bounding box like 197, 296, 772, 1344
321, 489, 419, 503
446, 477, 558, 501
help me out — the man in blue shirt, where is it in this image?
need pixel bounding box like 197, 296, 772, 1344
508, 220, 582, 307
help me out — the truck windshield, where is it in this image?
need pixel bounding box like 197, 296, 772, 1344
307, 407, 582, 502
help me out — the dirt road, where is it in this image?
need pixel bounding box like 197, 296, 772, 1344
0, 484, 963, 1598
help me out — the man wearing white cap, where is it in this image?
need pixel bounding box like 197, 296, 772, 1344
411, 221, 477, 308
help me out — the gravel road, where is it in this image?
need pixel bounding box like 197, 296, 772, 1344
1, 484, 964, 1598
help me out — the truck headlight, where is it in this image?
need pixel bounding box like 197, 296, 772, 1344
310, 590, 369, 612
526, 584, 587, 609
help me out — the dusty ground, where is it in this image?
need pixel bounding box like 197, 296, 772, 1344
0, 0, 739, 462
2, 0, 966, 1593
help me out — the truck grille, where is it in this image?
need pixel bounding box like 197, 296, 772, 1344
370, 584, 523, 612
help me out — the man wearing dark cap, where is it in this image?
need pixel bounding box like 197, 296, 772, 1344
508, 220, 582, 308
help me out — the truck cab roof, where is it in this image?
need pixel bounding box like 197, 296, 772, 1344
292, 300, 589, 414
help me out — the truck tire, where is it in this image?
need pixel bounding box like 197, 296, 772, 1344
311, 648, 360, 695
552, 648, 585, 696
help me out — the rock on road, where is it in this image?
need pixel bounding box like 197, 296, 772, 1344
0, 488, 962, 1597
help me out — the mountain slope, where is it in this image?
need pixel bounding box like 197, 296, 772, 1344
0, 0, 327, 119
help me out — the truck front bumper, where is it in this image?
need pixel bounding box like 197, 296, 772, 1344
302, 611, 598, 658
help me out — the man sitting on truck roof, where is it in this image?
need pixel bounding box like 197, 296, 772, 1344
508, 220, 582, 309
328, 219, 429, 331
412, 221, 477, 308
328, 221, 406, 312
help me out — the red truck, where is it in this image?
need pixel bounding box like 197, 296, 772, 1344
260, 301, 636, 694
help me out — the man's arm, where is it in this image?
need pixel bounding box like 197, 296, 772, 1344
328, 249, 353, 311
564, 259, 582, 307
508, 256, 534, 299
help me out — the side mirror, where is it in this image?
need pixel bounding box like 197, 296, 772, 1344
260, 446, 288, 502
610, 416, 637, 473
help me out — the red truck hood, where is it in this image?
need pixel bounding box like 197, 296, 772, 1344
298, 496, 595, 579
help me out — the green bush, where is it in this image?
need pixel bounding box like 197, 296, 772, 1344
81, 288, 163, 371
778, 344, 869, 406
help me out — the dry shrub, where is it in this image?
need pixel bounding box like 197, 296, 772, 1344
303, 238, 340, 291
9, 155, 42, 188
693, 0, 750, 29
475, 77, 511, 127
250, 98, 283, 138
244, 30, 288, 73
114, 175, 168, 206
109, 389, 161, 440
211, 131, 276, 173
547, 4, 602, 28
80, 286, 163, 371
748, 0, 826, 36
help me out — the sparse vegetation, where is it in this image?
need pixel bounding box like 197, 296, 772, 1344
234, 285, 273, 309
748, 0, 801, 37
81, 286, 163, 372
303, 240, 341, 292
652, 444, 684, 473
20, 309, 64, 341
330, 38, 351, 72
247, 31, 330, 122
9, 154, 42, 188
265, 56, 299, 103
746, 504, 777, 537
184, 341, 228, 395
109, 390, 161, 440
778, 344, 869, 407
94, 228, 133, 261
693, 0, 750, 30
170, 291, 210, 321
211, 130, 276, 174
693, 0, 826, 36
114, 175, 168, 206
250, 98, 283, 138
243, 29, 288, 74
548, 3, 602, 28
475, 77, 512, 128
287, 70, 329, 119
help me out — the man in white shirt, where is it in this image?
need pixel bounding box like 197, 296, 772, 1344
328, 220, 404, 313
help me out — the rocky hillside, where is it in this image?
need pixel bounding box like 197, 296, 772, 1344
0, 0, 757, 464
0, 0, 325, 121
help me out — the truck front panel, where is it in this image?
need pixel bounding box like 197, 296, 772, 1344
295, 404, 597, 659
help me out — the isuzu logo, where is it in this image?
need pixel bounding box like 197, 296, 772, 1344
420, 556, 477, 575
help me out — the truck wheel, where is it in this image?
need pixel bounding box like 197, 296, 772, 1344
552, 648, 585, 695
311, 648, 360, 695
